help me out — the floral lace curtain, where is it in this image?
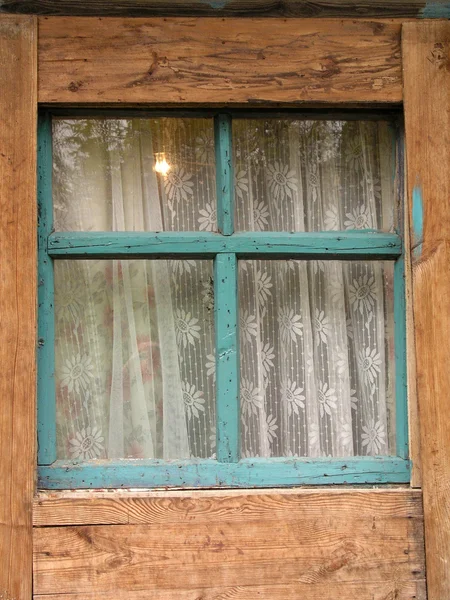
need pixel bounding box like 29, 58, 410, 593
53, 117, 396, 462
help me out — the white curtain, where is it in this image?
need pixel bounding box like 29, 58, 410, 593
53, 117, 395, 462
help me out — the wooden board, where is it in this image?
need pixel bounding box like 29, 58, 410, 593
33, 487, 424, 526
2, 0, 450, 19
403, 153, 422, 488
403, 19, 450, 600
37, 17, 402, 105
33, 489, 425, 598
0, 14, 37, 600
33, 582, 427, 600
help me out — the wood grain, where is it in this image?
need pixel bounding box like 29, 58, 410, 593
403, 19, 450, 600
37, 17, 402, 105
0, 0, 442, 19
33, 490, 425, 598
0, 14, 37, 600
403, 152, 422, 488
33, 581, 427, 600
33, 488, 423, 526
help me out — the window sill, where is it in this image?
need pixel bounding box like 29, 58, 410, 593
38, 456, 411, 489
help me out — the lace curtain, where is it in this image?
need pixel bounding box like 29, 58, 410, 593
53, 117, 396, 462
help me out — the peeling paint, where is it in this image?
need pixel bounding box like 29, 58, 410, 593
412, 185, 424, 258
38, 456, 411, 489
413, 244, 423, 261
421, 1, 450, 18
198, 0, 231, 9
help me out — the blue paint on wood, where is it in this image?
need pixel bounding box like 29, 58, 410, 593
38, 456, 411, 489
48, 231, 402, 259
394, 258, 409, 460
412, 243, 423, 262
199, 0, 231, 8
214, 114, 234, 235
412, 185, 424, 257
214, 253, 240, 462
421, 2, 450, 17
37, 113, 57, 465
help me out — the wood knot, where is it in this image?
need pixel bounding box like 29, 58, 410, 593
68, 80, 83, 92
427, 43, 448, 69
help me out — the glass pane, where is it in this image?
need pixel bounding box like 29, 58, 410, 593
55, 259, 215, 460
238, 260, 395, 458
53, 118, 217, 232
233, 119, 396, 233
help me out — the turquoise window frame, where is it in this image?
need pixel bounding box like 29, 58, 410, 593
37, 110, 410, 489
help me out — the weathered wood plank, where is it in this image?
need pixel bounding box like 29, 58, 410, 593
33, 490, 424, 597
37, 17, 403, 105
403, 167, 422, 488
33, 488, 424, 526
403, 19, 450, 600
0, 14, 37, 600
2, 0, 449, 19
34, 490, 424, 599
33, 581, 427, 600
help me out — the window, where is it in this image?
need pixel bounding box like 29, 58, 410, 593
37, 110, 408, 488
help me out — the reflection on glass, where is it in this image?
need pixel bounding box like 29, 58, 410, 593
53, 118, 217, 232
238, 260, 395, 458
233, 119, 396, 233
55, 259, 215, 460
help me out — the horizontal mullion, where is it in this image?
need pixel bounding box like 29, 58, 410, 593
38, 456, 410, 489
48, 231, 402, 259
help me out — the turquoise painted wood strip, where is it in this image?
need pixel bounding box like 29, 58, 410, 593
412, 185, 424, 259
37, 113, 57, 466
394, 257, 409, 460
48, 231, 402, 259
214, 253, 239, 462
214, 114, 234, 235
38, 456, 411, 489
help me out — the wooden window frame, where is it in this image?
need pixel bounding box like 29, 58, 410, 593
0, 13, 449, 599
37, 109, 409, 489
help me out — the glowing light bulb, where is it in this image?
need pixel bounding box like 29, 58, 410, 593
154, 152, 171, 176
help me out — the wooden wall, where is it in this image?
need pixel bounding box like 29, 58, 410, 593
33, 489, 425, 599
2, 12, 449, 600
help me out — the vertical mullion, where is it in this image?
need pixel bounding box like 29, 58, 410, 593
394, 256, 408, 459
37, 113, 56, 465
214, 113, 234, 235
214, 253, 239, 462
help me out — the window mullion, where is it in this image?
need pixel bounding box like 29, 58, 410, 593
214, 252, 240, 462
214, 113, 234, 236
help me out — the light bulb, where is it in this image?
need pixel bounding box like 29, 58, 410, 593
154, 152, 171, 176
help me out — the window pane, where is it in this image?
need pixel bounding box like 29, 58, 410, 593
233, 119, 396, 233
55, 259, 215, 460
238, 260, 395, 458
53, 118, 217, 232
